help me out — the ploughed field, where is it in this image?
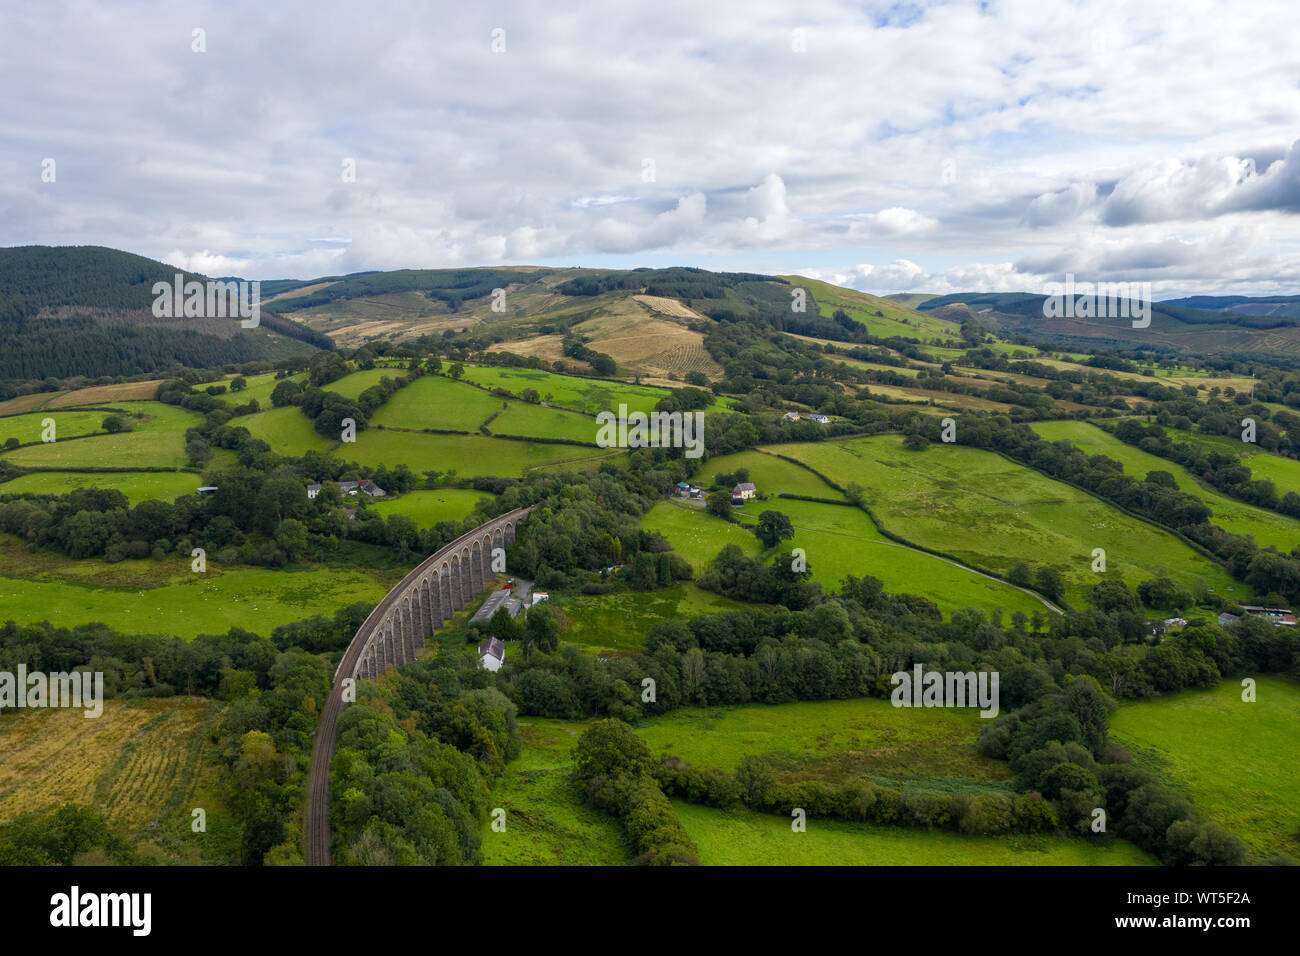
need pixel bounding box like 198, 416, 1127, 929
0, 698, 238, 864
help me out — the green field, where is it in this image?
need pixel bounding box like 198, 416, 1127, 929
489, 402, 598, 443
673, 802, 1153, 865
321, 367, 399, 400
0, 471, 201, 504
347, 429, 615, 477
370, 489, 489, 527
554, 584, 753, 654
481, 718, 631, 866
459, 365, 673, 415
220, 371, 306, 409
734, 498, 1046, 616
636, 698, 1011, 793
641, 500, 763, 569
1110, 676, 1300, 862
0, 535, 395, 639
0, 408, 119, 444
1241, 451, 1300, 491
700, 450, 845, 500
238, 406, 338, 456
1032, 421, 1300, 552
779, 276, 963, 341
776, 435, 1242, 606
369, 374, 503, 432
1162, 426, 1300, 492
0, 402, 203, 469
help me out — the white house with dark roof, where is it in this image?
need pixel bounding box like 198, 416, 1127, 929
477, 637, 506, 672
306, 483, 322, 499
732, 481, 757, 499
808, 413, 830, 424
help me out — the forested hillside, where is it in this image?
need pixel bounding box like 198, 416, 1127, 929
0, 246, 328, 384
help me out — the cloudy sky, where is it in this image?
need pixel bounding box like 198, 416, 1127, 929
4, 0, 1300, 297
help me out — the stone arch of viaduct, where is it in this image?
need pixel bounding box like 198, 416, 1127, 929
341, 504, 536, 682
307, 504, 536, 866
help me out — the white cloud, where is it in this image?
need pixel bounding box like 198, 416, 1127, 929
2, 0, 1300, 295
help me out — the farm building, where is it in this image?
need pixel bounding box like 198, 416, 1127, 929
1239, 605, 1297, 626
807, 413, 830, 424
477, 637, 506, 672
336, 479, 387, 497
733, 481, 757, 499
782, 411, 801, 421
471, 589, 524, 624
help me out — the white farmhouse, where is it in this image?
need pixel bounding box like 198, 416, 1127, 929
477, 637, 506, 672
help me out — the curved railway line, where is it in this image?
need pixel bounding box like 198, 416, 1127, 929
304, 505, 536, 866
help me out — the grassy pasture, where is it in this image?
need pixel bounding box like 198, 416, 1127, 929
0, 408, 118, 444
636, 698, 1011, 792
0, 381, 165, 416
779, 275, 963, 341
321, 367, 398, 400
0, 402, 202, 469
0, 536, 396, 639
369, 489, 489, 528
641, 500, 763, 569
673, 802, 1153, 865
347, 429, 614, 477
489, 402, 597, 443
554, 585, 752, 654
1110, 676, 1300, 862
775, 435, 1242, 605
481, 718, 631, 866
221, 371, 306, 409
734, 498, 1046, 616
1161, 426, 1300, 489
369, 374, 503, 432
0, 471, 200, 504
237, 405, 337, 456
1032, 421, 1300, 552
700, 450, 845, 500
459, 365, 673, 415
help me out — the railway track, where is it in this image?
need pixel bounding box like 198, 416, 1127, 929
304, 506, 535, 866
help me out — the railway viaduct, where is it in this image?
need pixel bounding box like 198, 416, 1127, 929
305, 504, 536, 866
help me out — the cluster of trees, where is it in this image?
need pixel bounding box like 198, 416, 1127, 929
573, 719, 699, 865
978, 678, 1248, 864
698, 544, 819, 609
268, 359, 412, 438
330, 655, 520, 865
1112, 418, 1300, 518
560, 335, 617, 376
